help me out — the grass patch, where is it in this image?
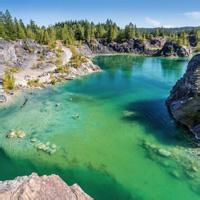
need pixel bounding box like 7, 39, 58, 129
27, 79, 42, 87
50, 74, 63, 85
57, 65, 69, 74
9, 67, 21, 73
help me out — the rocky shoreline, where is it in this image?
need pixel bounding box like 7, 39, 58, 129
0, 173, 92, 200
0, 39, 101, 105
167, 54, 200, 142
86, 38, 191, 57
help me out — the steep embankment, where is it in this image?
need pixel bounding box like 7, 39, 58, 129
0, 173, 92, 200
167, 54, 200, 141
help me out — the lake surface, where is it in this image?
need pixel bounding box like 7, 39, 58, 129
0, 55, 199, 200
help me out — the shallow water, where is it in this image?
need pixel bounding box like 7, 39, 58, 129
0, 55, 199, 200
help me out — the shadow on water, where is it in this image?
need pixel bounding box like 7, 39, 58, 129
0, 147, 136, 200
122, 98, 192, 147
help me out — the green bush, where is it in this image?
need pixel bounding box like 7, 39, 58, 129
3, 71, 15, 91
194, 44, 200, 53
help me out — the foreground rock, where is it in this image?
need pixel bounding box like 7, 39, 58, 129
166, 54, 200, 141
0, 173, 92, 200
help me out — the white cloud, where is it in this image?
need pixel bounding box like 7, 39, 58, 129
145, 17, 174, 28
185, 11, 200, 19
145, 17, 161, 27
162, 24, 174, 28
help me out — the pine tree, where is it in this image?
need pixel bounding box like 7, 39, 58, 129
3, 10, 16, 39
84, 22, 92, 42
75, 24, 85, 40
26, 27, 35, 39
107, 23, 118, 42
95, 24, 106, 38
15, 18, 26, 39
61, 25, 75, 45
124, 23, 135, 40
0, 12, 6, 38
41, 29, 50, 45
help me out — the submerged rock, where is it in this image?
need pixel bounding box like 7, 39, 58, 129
6, 131, 17, 139
6, 130, 26, 139
170, 170, 181, 178
33, 139, 58, 155
0, 173, 93, 200
166, 54, 200, 141
51, 144, 57, 149
30, 138, 37, 143
123, 110, 135, 117
191, 165, 198, 172
36, 143, 47, 150
72, 114, 80, 119
17, 130, 26, 138
158, 149, 172, 157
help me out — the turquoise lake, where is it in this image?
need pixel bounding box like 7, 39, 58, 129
0, 55, 200, 200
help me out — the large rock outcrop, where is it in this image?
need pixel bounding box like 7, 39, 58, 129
0, 173, 92, 200
166, 54, 200, 140
156, 41, 190, 57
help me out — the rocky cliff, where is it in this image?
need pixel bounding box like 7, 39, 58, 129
0, 173, 92, 200
167, 54, 200, 140
87, 38, 191, 57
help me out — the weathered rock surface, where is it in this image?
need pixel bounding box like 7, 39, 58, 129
156, 41, 191, 57
0, 173, 93, 200
88, 39, 146, 54
167, 54, 200, 140
86, 38, 191, 57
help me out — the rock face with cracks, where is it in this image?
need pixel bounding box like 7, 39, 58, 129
0, 173, 93, 200
167, 54, 200, 141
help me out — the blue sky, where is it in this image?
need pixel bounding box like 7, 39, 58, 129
1, 0, 200, 27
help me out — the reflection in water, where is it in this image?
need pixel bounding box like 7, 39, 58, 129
160, 58, 188, 80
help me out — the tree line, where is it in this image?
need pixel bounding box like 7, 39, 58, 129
1, 10, 200, 48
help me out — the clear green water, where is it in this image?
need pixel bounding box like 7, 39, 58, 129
0, 55, 199, 200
